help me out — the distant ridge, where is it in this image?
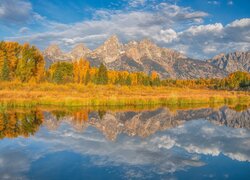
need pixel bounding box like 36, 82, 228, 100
207, 51, 250, 73
43, 35, 249, 79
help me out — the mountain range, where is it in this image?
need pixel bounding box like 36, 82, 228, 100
43, 35, 250, 79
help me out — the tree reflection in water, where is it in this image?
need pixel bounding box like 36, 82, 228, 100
0, 110, 43, 139
0, 105, 249, 140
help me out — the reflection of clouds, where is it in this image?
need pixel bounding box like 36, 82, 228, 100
165, 120, 250, 162
29, 119, 250, 164
35, 125, 204, 174
0, 149, 30, 180
0, 124, 204, 178
0, 117, 250, 178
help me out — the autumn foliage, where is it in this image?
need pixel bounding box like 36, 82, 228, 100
0, 41, 45, 82
0, 41, 249, 90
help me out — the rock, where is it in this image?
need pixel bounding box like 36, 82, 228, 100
90, 35, 123, 64
69, 44, 91, 59
207, 51, 250, 73
43, 35, 249, 79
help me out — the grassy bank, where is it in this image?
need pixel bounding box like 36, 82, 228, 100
0, 82, 249, 108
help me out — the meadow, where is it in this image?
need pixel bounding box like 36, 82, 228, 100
0, 81, 249, 108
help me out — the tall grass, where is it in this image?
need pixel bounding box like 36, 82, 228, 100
0, 81, 249, 108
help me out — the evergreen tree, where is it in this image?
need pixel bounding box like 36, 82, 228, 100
97, 63, 108, 84
152, 76, 161, 86
51, 62, 74, 84
125, 76, 132, 86
53, 68, 63, 84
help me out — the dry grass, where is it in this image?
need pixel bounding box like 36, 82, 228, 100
0, 81, 249, 107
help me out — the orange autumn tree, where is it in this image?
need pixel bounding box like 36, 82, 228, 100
73, 58, 90, 84
0, 41, 45, 82
151, 71, 161, 86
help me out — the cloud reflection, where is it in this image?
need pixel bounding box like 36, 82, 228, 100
0, 107, 249, 179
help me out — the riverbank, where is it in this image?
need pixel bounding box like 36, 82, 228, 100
0, 82, 249, 108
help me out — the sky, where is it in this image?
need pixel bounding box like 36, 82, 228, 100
0, 0, 250, 59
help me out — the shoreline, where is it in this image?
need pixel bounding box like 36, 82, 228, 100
0, 82, 249, 108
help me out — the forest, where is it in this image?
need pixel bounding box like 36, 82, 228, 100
0, 41, 249, 90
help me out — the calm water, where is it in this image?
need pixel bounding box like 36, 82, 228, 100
0, 106, 250, 180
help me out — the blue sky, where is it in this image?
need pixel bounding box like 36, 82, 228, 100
0, 0, 250, 58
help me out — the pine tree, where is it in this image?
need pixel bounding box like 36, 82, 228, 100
125, 76, 132, 86
97, 63, 108, 84
51, 62, 73, 84
53, 68, 63, 84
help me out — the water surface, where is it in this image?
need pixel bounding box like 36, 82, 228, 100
0, 106, 250, 179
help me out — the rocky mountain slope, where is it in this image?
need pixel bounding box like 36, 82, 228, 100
207, 51, 250, 73
44, 35, 250, 79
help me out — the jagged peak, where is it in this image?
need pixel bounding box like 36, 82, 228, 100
139, 38, 157, 47
231, 51, 250, 56
103, 35, 121, 46
45, 44, 61, 51
44, 44, 63, 55
212, 51, 250, 60
125, 39, 158, 50
212, 53, 225, 60
93, 35, 122, 54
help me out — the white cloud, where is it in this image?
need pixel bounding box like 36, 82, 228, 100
6, 2, 209, 51
227, 18, 250, 28
203, 45, 218, 54
19, 27, 30, 34
3, 1, 250, 59
166, 19, 250, 58
0, 0, 32, 23
158, 29, 178, 43
182, 23, 223, 36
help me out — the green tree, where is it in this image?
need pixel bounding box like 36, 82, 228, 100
14, 43, 45, 82
125, 76, 132, 86
51, 62, 74, 84
226, 71, 250, 90
97, 63, 108, 85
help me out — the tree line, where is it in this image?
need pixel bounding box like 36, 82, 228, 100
48, 59, 161, 86
0, 41, 249, 90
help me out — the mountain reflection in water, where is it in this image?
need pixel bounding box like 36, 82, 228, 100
0, 106, 250, 179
